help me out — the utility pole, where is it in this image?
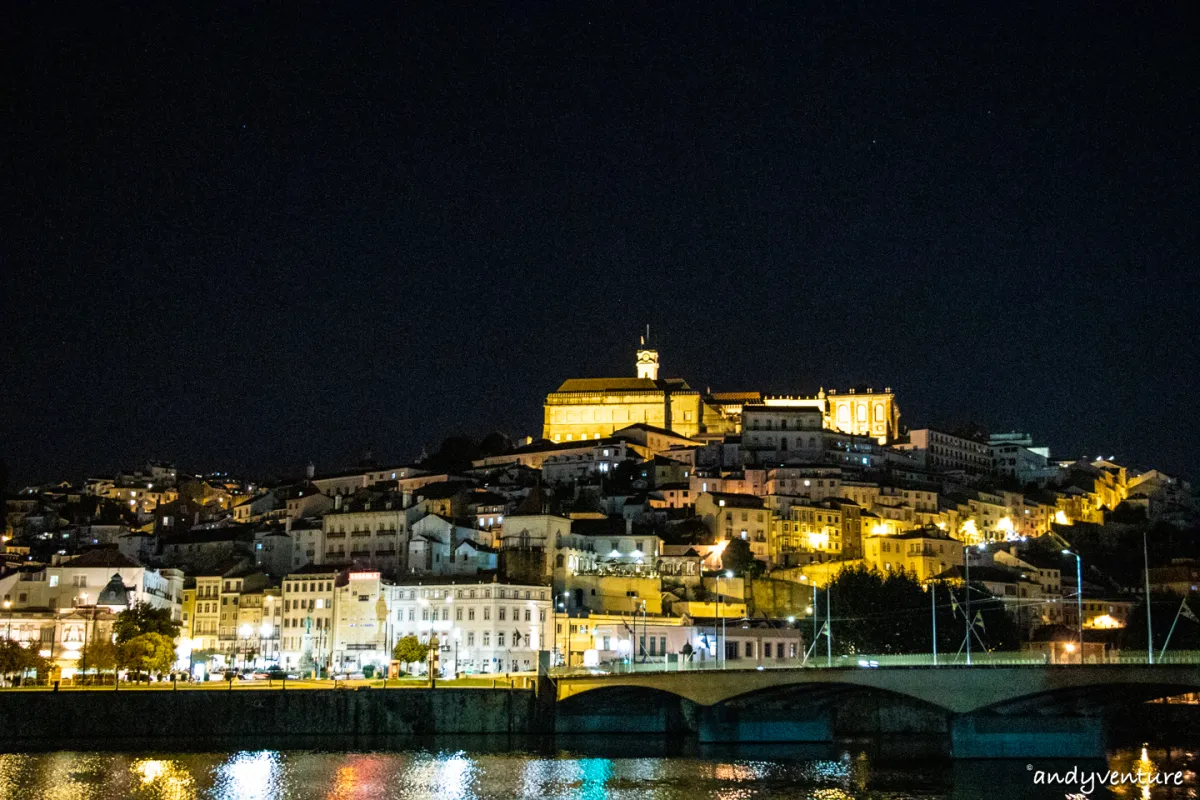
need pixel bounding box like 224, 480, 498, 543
1143, 530, 1154, 665
931, 583, 938, 667
825, 583, 832, 668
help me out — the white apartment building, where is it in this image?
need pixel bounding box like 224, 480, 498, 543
323, 495, 405, 571
896, 429, 991, 475
386, 580, 551, 675
279, 566, 339, 672
331, 571, 389, 674
0, 550, 183, 620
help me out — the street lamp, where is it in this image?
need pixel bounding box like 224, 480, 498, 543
717, 570, 733, 668
259, 623, 273, 667
553, 593, 569, 668
3, 600, 11, 642
965, 542, 986, 666
238, 624, 253, 671
786, 616, 800, 662
1062, 549, 1083, 662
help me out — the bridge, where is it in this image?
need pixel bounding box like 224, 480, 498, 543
552, 663, 1200, 758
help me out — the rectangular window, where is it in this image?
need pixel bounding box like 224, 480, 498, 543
467, 632, 475, 646
498, 608, 506, 621
482, 633, 490, 647
468, 609, 475, 621
483, 608, 490, 621
456, 608, 463, 621
497, 632, 505, 647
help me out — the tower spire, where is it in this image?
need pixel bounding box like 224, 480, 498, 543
635, 326, 659, 380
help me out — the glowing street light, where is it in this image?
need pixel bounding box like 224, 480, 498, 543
1062, 549, 1084, 662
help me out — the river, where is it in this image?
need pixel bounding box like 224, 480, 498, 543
0, 738, 1195, 799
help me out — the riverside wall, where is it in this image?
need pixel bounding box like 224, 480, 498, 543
0, 688, 547, 743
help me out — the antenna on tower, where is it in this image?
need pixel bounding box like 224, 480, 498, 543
646, 324, 650, 344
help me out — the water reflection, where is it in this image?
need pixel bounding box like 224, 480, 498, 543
212, 751, 281, 800
0, 742, 1192, 799
132, 758, 196, 800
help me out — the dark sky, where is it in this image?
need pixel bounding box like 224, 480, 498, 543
4, 2, 1198, 485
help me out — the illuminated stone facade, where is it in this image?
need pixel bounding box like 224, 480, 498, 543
543, 346, 901, 444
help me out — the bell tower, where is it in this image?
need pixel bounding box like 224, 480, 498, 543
635, 326, 659, 381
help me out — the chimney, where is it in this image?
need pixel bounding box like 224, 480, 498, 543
306, 461, 315, 479
625, 518, 633, 536
334, 494, 343, 511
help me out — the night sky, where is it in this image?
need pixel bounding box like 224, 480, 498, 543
5, 3, 1198, 485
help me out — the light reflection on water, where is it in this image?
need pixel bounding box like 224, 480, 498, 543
0, 744, 1194, 799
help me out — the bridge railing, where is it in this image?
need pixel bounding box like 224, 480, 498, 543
550, 649, 1200, 676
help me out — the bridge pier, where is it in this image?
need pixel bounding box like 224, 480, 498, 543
697, 705, 832, 744
950, 715, 1105, 759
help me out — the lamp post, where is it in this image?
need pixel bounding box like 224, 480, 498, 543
1062, 549, 1083, 663
1143, 531, 1154, 665
717, 570, 733, 668
259, 623, 273, 668
3, 599, 11, 642
786, 616, 800, 662
238, 624, 253, 671
964, 542, 986, 666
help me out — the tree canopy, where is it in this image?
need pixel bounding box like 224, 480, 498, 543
722, 538, 754, 575
118, 632, 175, 677
392, 635, 430, 666
78, 638, 119, 673
817, 564, 1021, 657
1121, 592, 1200, 655
0, 640, 52, 681
113, 602, 181, 644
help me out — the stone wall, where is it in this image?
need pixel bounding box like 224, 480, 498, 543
0, 688, 545, 743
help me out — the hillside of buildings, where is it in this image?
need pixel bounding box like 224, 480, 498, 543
3, 346, 1199, 679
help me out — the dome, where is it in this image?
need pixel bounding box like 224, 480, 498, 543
97, 573, 131, 608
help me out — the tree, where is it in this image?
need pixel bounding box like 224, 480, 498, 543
114, 603, 181, 645
78, 638, 119, 681
118, 632, 175, 681
1122, 592, 1200, 655
722, 538, 754, 575
392, 635, 430, 670
817, 564, 1022, 657
0, 640, 52, 684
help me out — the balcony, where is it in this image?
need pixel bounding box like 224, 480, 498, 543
326, 532, 346, 539
351, 531, 371, 538
350, 550, 371, 559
